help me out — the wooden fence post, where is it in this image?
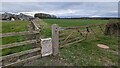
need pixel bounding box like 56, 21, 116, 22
52, 24, 59, 56
26, 22, 36, 48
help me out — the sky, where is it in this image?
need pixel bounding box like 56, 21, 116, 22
1, 0, 120, 2
1, 1, 119, 18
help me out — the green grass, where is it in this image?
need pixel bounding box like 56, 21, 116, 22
59, 35, 118, 66
31, 19, 118, 66
0, 23, 2, 33
43, 19, 108, 27
1, 21, 33, 56
1, 19, 119, 66
2, 20, 28, 33
41, 19, 109, 38
0, 23, 1, 56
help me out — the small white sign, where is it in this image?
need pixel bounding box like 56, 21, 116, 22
41, 38, 52, 57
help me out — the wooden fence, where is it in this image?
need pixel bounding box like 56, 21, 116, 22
0, 19, 108, 67
52, 24, 106, 55
0, 18, 42, 67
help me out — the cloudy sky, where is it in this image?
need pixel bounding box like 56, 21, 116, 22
1, 1, 119, 18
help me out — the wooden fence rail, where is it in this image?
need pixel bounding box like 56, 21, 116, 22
0, 39, 36, 50
52, 24, 106, 50
2, 48, 41, 66
1, 18, 42, 67
0, 31, 39, 38
59, 24, 105, 30
1, 48, 40, 61
4, 55, 41, 66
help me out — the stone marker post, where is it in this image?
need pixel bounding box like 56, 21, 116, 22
52, 24, 59, 56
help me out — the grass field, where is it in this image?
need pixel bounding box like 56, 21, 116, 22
43, 19, 109, 27
1, 19, 119, 66
30, 19, 118, 66
41, 19, 109, 38
1, 21, 32, 56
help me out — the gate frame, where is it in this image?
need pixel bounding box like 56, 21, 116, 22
52, 24, 59, 56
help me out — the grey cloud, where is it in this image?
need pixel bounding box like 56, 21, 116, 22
1, 2, 118, 17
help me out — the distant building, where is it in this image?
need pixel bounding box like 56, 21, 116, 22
1, 12, 34, 21
18, 13, 33, 21
1, 12, 14, 20
11, 18, 15, 21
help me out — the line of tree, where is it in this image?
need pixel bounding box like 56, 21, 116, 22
56, 17, 120, 20
34, 13, 57, 19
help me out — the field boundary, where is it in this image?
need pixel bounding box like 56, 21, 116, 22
52, 24, 106, 55
1, 18, 42, 67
